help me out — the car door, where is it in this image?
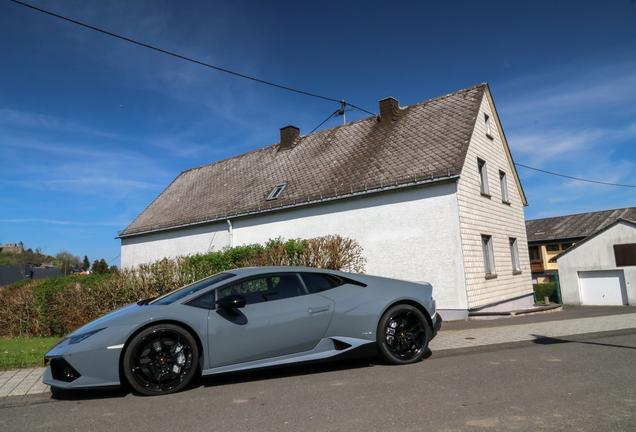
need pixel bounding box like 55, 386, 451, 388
204, 273, 335, 368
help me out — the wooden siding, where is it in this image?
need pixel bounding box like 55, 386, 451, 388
456, 92, 533, 308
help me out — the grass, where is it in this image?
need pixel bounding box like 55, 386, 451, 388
0, 336, 61, 370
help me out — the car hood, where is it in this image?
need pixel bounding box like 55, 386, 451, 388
67, 302, 142, 336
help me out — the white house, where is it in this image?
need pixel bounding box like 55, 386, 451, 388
118, 84, 533, 320
555, 219, 636, 306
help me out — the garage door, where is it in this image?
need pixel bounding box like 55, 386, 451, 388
578, 270, 628, 305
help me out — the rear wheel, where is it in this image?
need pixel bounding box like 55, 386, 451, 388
377, 304, 431, 365
123, 324, 199, 396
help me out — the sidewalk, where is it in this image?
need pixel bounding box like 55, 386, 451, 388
2, 306, 636, 398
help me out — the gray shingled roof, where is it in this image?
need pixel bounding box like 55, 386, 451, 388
119, 84, 486, 238
526, 207, 636, 242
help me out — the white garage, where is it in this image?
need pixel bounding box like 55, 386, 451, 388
556, 219, 636, 306
578, 270, 628, 306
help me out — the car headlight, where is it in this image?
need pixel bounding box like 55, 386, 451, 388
69, 328, 106, 345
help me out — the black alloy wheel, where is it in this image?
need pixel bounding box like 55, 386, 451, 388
123, 324, 199, 396
377, 304, 431, 365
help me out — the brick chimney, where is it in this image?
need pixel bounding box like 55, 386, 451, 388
378, 97, 402, 124
279, 125, 300, 150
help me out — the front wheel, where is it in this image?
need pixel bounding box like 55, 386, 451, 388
123, 324, 199, 396
377, 304, 431, 365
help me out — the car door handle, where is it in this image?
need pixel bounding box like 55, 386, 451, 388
308, 306, 331, 314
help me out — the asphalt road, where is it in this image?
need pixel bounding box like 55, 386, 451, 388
2, 328, 635, 431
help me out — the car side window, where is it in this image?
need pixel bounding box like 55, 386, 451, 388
217, 274, 308, 306
300, 273, 341, 294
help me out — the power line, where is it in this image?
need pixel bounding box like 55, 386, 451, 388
108, 254, 120, 264
310, 107, 342, 134
8, 0, 375, 116
515, 163, 636, 188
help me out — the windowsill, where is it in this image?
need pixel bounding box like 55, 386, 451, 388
502, 200, 511, 206
485, 273, 498, 280
481, 192, 492, 198
512, 270, 522, 275
486, 133, 494, 140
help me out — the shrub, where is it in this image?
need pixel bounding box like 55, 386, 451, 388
0, 235, 366, 338
533, 282, 558, 304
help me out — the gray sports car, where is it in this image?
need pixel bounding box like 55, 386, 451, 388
44, 267, 441, 396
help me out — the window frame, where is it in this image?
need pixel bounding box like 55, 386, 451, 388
266, 183, 288, 201
510, 237, 521, 273
485, 114, 493, 138
481, 234, 496, 277
478, 158, 490, 196
499, 170, 509, 203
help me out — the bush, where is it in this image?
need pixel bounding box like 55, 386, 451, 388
533, 282, 558, 304
0, 235, 366, 338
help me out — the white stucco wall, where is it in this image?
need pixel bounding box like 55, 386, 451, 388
455, 92, 534, 309
121, 181, 469, 311
557, 221, 636, 305
121, 222, 231, 268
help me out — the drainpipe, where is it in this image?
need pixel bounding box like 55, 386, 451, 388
227, 219, 233, 248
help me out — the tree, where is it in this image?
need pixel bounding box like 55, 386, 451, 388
83, 255, 90, 269
92, 259, 110, 275
55, 249, 81, 275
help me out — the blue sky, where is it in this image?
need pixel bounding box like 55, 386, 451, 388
1, 0, 635, 268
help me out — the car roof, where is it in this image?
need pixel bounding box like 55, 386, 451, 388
224, 266, 335, 277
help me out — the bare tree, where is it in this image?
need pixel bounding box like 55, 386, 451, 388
55, 249, 81, 275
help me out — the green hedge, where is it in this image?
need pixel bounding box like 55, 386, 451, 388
533, 282, 558, 304
0, 235, 366, 338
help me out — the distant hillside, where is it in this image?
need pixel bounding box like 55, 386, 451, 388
0, 250, 56, 265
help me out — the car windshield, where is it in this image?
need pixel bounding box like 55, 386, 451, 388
149, 272, 236, 305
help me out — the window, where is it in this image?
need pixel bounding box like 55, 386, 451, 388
510, 238, 521, 272
481, 235, 496, 276
546, 244, 560, 252
152, 272, 235, 305
267, 183, 287, 201
561, 243, 573, 250
614, 244, 636, 267
485, 114, 492, 138
217, 273, 307, 305
499, 171, 509, 202
478, 159, 489, 195
300, 273, 341, 294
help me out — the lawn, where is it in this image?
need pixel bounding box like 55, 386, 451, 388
0, 337, 61, 370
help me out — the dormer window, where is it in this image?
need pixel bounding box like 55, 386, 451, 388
267, 183, 287, 201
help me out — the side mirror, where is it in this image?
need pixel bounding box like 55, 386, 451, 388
216, 294, 246, 309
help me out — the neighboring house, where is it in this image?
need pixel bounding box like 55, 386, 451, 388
0, 265, 63, 288
555, 219, 636, 306
526, 207, 636, 283
118, 83, 533, 320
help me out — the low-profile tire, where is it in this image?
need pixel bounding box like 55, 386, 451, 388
377, 304, 431, 365
123, 324, 199, 396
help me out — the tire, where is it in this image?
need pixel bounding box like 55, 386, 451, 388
123, 324, 199, 396
377, 304, 431, 365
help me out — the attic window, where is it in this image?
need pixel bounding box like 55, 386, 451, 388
485, 114, 493, 139
267, 183, 287, 201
